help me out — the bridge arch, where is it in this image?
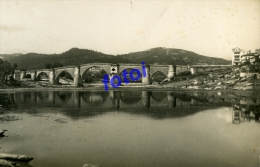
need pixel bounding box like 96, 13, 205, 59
55, 70, 74, 84
80, 64, 111, 75
36, 72, 49, 81
151, 71, 167, 83
81, 91, 109, 105
120, 91, 142, 105
81, 66, 109, 83
24, 73, 31, 79
151, 92, 167, 102
119, 68, 143, 83
119, 66, 143, 75
36, 91, 50, 101
55, 91, 73, 102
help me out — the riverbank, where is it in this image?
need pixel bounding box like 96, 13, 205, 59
1, 82, 260, 93
1, 72, 260, 92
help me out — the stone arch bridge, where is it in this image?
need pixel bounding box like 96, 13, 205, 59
14, 63, 231, 86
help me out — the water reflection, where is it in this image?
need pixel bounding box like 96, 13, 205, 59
232, 102, 260, 124
1, 90, 260, 167
0, 93, 17, 109
81, 91, 108, 105
0, 90, 259, 123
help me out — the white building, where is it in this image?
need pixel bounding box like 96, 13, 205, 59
241, 51, 259, 64
232, 48, 259, 65
232, 47, 242, 65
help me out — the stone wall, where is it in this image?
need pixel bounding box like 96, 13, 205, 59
176, 65, 190, 75
190, 66, 231, 74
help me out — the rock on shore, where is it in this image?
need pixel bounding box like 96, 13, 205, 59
0, 153, 33, 162
0, 159, 17, 167
83, 163, 102, 167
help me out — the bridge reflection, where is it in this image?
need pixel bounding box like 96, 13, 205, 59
232, 99, 260, 124
1, 90, 260, 122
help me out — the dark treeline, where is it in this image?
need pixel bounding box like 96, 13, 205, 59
0, 59, 17, 84
1, 47, 231, 70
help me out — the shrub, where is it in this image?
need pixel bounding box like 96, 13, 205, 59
177, 71, 191, 77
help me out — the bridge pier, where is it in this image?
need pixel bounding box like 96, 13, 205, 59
30, 91, 36, 103
167, 65, 176, 80
31, 71, 36, 81
48, 91, 55, 104
142, 91, 151, 108
73, 66, 83, 87
73, 91, 81, 108
110, 91, 121, 109
142, 65, 151, 85
190, 67, 197, 75
20, 71, 25, 80
167, 92, 176, 108
14, 70, 20, 80
49, 69, 55, 85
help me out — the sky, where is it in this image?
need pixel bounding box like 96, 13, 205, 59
0, 0, 259, 60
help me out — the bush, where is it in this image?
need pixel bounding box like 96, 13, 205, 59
240, 66, 248, 73
9, 80, 21, 86
177, 71, 191, 77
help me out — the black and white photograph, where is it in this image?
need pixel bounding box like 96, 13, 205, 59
0, 0, 260, 167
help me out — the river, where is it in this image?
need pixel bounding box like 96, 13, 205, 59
0, 90, 259, 167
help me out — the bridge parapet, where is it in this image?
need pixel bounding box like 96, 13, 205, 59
190, 65, 232, 67
80, 63, 112, 66
54, 66, 75, 70
190, 65, 232, 74
35, 68, 52, 72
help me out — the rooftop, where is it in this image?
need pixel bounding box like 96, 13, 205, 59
241, 53, 259, 57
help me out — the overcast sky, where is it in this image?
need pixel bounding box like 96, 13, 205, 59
0, 0, 259, 60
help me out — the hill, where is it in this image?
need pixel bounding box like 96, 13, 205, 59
1, 47, 231, 70
1, 48, 124, 70
0, 53, 21, 61
117, 47, 231, 65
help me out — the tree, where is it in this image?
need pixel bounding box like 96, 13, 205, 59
0, 59, 17, 84
9, 63, 18, 81
45, 62, 63, 69
45, 63, 52, 69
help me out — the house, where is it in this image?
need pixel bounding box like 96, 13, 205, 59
241, 51, 259, 64
232, 47, 242, 65
232, 48, 259, 65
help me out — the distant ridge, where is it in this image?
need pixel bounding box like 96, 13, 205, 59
0, 47, 231, 70
117, 47, 231, 65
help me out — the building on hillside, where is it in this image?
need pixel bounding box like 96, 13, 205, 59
241, 51, 259, 64
232, 47, 242, 65
232, 48, 259, 65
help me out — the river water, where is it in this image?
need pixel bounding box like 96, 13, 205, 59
0, 90, 259, 167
